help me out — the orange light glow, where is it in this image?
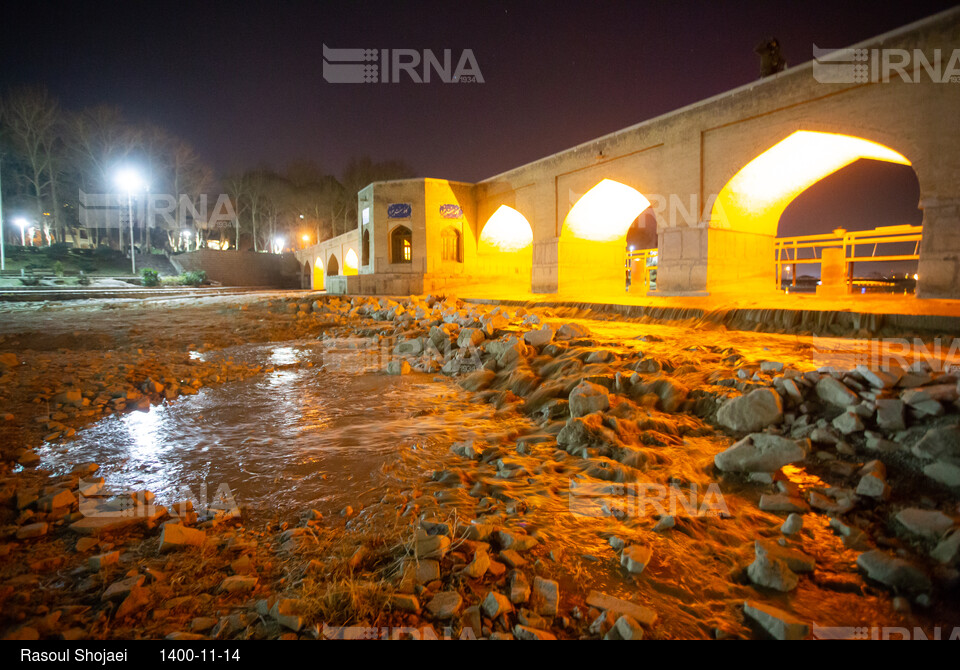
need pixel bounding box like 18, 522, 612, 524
479, 205, 533, 253
563, 179, 651, 242
344, 248, 359, 275
712, 131, 911, 235
313, 258, 324, 289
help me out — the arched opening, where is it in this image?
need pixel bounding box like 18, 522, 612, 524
390, 225, 412, 264
361, 230, 370, 266
343, 248, 359, 275
625, 209, 660, 292
301, 262, 311, 289
313, 258, 325, 290
326, 253, 340, 276
478, 205, 534, 291
709, 130, 918, 294
441, 226, 462, 263
559, 179, 652, 296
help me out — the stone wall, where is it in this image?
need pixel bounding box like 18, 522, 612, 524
171, 250, 300, 287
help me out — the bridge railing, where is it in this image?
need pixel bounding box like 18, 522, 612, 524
626, 247, 658, 291
774, 224, 922, 290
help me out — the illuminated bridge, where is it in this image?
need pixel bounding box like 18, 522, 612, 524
297, 8, 960, 301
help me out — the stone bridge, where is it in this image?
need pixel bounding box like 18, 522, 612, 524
299, 8, 960, 300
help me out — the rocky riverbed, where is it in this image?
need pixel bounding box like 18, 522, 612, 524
0, 293, 958, 640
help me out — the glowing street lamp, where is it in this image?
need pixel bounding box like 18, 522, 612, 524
274, 236, 284, 254
14, 217, 29, 246
114, 168, 146, 274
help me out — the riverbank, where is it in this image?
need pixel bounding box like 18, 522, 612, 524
0, 292, 957, 640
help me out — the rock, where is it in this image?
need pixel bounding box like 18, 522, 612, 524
931, 530, 960, 565
759, 494, 809, 514
747, 542, 799, 592
875, 399, 906, 432
190, 617, 218, 632
512, 625, 556, 640
386, 359, 412, 375
499, 549, 526, 568
714, 434, 808, 473
895, 508, 955, 539
586, 590, 657, 627
88, 551, 120, 571
413, 533, 450, 559
219, 575, 258, 593
620, 545, 652, 574
463, 551, 491, 579
856, 366, 902, 389
857, 549, 931, 593
37, 489, 76, 512
568, 381, 610, 418
606, 614, 644, 640
271, 598, 304, 631
115, 586, 150, 619
912, 426, 960, 461
716, 388, 783, 432
653, 516, 675, 532
856, 472, 890, 500
159, 524, 205, 551
68, 515, 140, 536
816, 377, 859, 407
461, 605, 482, 638
388, 593, 421, 614
426, 591, 462, 619
556, 323, 592, 340
531, 577, 559, 617
832, 411, 864, 435
102, 575, 145, 601
16, 522, 48, 540
743, 600, 810, 640
523, 325, 554, 348
509, 571, 531, 604
923, 460, 960, 487
482, 591, 514, 618
457, 328, 485, 348
461, 369, 496, 391
781, 513, 803, 535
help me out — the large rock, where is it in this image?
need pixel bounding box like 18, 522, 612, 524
556, 323, 592, 340
895, 508, 955, 540
620, 545, 652, 574
585, 590, 657, 627
743, 600, 810, 640
159, 524, 206, 552
714, 434, 808, 473
912, 426, 960, 461
426, 591, 462, 619
568, 381, 610, 418
816, 377, 859, 407
856, 549, 931, 593
747, 543, 799, 592
716, 388, 783, 432
531, 577, 559, 617
923, 460, 960, 487
523, 325, 554, 348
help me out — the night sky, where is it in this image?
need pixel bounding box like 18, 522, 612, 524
2, 0, 956, 182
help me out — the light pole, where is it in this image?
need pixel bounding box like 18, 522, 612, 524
0, 155, 5, 271
115, 169, 145, 275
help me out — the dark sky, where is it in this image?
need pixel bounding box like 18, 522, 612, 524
2, 0, 957, 183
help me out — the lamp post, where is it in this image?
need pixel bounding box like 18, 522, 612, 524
0, 155, 5, 271
114, 169, 145, 275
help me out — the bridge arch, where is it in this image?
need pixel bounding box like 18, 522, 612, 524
326, 253, 340, 276
559, 179, 656, 296
705, 130, 918, 292
301, 261, 311, 289
313, 257, 325, 290
477, 205, 534, 290
344, 248, 359, 275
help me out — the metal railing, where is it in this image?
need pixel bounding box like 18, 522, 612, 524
774, 225, 922, 290
626, 247, 658, 291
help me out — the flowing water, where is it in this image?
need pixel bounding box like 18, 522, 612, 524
37, 337, 535, 522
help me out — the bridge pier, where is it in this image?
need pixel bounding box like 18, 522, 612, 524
917, 198, 960, 300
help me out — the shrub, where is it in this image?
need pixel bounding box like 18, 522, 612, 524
182, 270, 207, 286
18, 275, 40, 286
140, 268, 161, 287
53, 260, 65, 277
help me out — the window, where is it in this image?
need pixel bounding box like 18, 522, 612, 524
391, 226, 412, 264
441, 227, 462, 262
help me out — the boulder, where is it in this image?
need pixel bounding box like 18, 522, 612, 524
714, 434, 808, 473
716, 388, 783, 432
743, 600, 810, 640
569, 381, 610, 418
816, 377, 859, 407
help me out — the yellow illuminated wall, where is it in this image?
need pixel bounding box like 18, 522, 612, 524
313, 258, 324, 290
344, 248, 359, 275
711, 131, 911, 236
559, 179, 652, 296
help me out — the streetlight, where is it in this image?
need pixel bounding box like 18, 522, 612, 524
274, 236, 284, 254
14, 218, 28, 246
114, 168, 146, 275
